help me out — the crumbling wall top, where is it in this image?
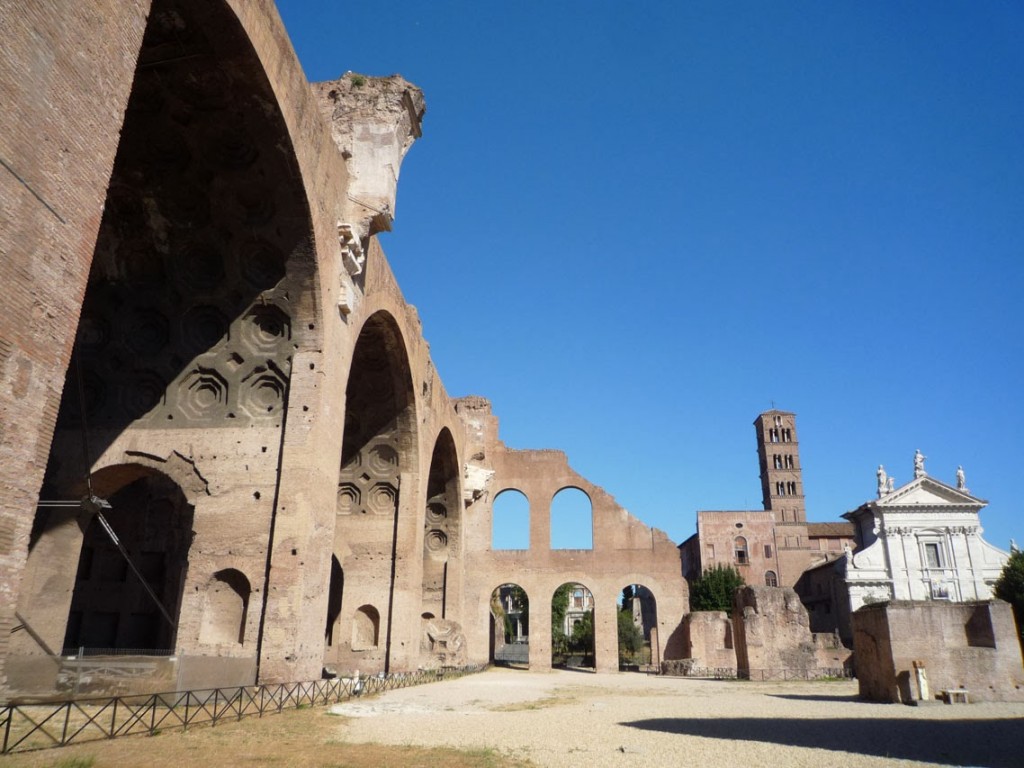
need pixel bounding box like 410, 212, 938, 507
314, 73, 426, 238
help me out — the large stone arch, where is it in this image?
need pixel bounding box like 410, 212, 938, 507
3, 0, 340, 694
328, 309, 420, 674
10, 464, 194, 693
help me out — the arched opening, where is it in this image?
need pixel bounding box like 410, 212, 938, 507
489, 583, 529, 668
765, 570, 779, 588
734, 536, 749, 565
325, 556, 344, 647
332, 311, 417, 674
552, 582, 594, 671
422, 429, 459, 619
617, 584, 659, 671
492, 489, 530, 550
200, 569, 250, 647
550, 487, 592, 550
352, 605, 380, 651
18, 0, 319, 686
62, 468, 193, 654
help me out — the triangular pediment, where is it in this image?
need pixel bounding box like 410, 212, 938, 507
878, 476, 985, 509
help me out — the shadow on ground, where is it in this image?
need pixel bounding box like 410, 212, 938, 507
766, 693, 861, 703
621, 716, 1024, 767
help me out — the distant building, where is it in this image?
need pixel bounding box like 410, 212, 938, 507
679, 411, 855, 589
682, 411, 1011, 648
498, 585, 528, 642
563, 584, 594, 636
803, 468, 1011, 644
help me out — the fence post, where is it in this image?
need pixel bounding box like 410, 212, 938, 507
2, 706, 11, 754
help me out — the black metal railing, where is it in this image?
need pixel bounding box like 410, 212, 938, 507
739, 667, 852, 681
660, 664, 852, 681
60, 647, 175, 657
0, 665, 485, 755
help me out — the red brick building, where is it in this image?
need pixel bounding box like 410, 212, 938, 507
679, 411, 855, 588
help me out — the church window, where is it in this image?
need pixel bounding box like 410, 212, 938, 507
785, 454, 794, 469
782, 428, 792, 442
773, 455, 782, 469
734, 536, 749, 565
924, 542, 942, 569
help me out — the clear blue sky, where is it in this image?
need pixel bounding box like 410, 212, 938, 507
277, 1, 1023, 551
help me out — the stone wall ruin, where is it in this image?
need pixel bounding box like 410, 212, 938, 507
0, 0, 690, 698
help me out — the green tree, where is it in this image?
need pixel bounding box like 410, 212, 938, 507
689, 564, 746, 612
617, 607, 644, 657
571, 609, 594, 651
551, 583, 572, 656
994, 548, 1024, 642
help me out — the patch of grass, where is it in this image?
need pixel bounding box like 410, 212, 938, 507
489, 694, 573, 712
47, 758, 95, 768
349, 74, 366, 88
320, 744, 530, 768
0, 708, 534, 768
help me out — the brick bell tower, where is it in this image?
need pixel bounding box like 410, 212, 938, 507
753, 410, 809, 585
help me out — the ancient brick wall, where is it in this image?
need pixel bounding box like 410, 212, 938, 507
853, 600, 1024, 703
1, 0, 698, 700
459, 401, 689, 673
681, 611, 736, 671
732, 586, 820, 676
0, 0, 154, 697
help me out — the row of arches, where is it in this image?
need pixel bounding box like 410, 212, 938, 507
492, 487, 593, 550
325, 309, 462, 674
489, 582, 659, 672
13, 0, 459, 686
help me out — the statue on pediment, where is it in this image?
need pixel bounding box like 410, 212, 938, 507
914, 449, 926, 479
956, 465, 966, 490
877, 465, 888, 498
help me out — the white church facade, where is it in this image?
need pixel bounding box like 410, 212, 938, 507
798, 455, 1010, 643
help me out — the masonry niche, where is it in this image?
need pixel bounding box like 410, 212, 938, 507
329, 311, 418, 675
422, 429, 461, 619
10, 0, 318, 694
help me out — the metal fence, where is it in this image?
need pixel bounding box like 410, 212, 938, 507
0, 665, 485, 755
493, 643, 529, 665
661, 665, 852, 681
740, 667, 852, 681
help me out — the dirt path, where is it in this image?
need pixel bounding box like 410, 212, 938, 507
4, 669, 1022, 767
329, 668, 1024, 768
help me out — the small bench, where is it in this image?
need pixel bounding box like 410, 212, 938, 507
943, 688, 969, 704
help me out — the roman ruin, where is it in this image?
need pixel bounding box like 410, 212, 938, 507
0, 0, 687, 699
1, 0, 1020, 707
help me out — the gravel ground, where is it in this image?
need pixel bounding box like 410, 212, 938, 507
329, 668, 1024, 768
